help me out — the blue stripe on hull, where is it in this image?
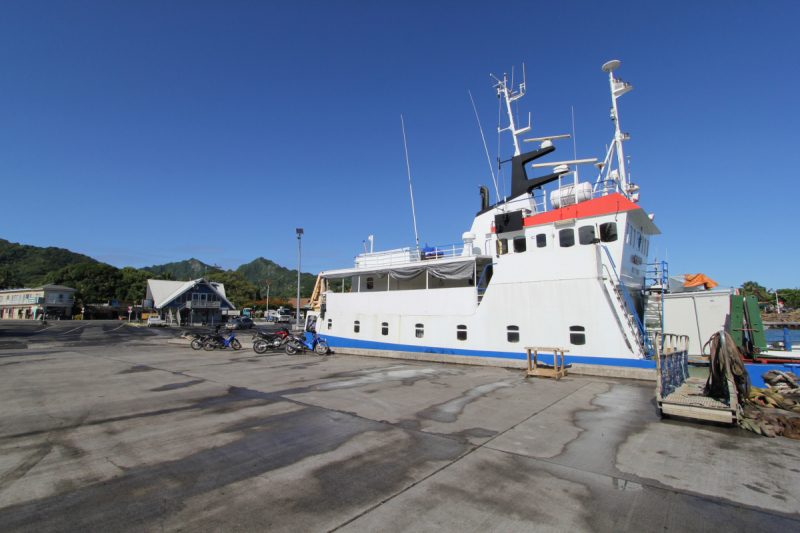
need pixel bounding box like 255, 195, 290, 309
324, 335, 800, 389
324, 334, 657, 369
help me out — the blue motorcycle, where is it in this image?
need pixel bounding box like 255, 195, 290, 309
285, 332, 329, 355
203, 328, 241, 351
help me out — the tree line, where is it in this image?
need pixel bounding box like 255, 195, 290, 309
741, 281, 799, 310
41, 263, 298, 310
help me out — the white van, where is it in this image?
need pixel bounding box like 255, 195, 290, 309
147, 315, 165, 327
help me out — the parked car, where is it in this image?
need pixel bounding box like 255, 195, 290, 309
147, 315, 165, 327
226, 317, 255, 330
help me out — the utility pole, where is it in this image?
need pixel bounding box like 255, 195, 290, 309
265, 280, 271, 321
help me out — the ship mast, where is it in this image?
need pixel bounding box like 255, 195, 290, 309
600, 60, 634, 199
492, 69, 531, 157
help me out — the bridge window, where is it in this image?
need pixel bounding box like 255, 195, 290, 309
513, 236, 527, 253
536, 234, 547, 248
559, 229, 575, 248
415, 323, 424, 338
507, 325, 520, 343
457, 325, 467, 341
600, 222, 618, 242
570, 325, 586, 345
367, 277, 374, 290
579, 226, 596, 245
381, 322, 389, 336
354, 320, 360, 333
496, 239, 508, 255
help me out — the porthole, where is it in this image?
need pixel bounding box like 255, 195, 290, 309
367, 277, 374, 290
536, 234, 547, 248
381, 322, 389, 336
457, 325, 467, 341
570, 325, 586, 346
354, 320, 360, 333
415, 323, 424, 338
513, 236, 527, 253
507, 325, 519, 343
328, 319, 332, 330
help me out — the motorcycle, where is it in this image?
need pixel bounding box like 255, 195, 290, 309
181, 330, 216, 350
285, 332, 329, 356
203, 328, 241, 351
251, 328, 293, 354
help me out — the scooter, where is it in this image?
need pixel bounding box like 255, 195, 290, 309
203, 328, 241, 351
251, 328, 293, 354
285, 332, 329, 356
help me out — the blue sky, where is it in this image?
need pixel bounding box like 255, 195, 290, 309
2, 1, 798, 290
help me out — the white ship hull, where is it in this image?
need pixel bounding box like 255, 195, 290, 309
317, 194, 660, 370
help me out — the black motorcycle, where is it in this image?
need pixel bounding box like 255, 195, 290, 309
252, 327, 292, 354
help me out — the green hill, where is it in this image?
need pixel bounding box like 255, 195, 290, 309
235, 257, 317, 299
0, 238, 99, 288
141, 258, 213, 280
0, 238, 319, 302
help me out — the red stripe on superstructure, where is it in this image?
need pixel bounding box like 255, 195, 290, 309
522, 192, 640, 228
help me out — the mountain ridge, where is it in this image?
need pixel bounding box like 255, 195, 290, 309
1, 238, 318, 300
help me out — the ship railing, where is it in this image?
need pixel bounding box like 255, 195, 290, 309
476, 262, 497, 305
354, 243, 475, 268
495, 193, 547, 215
600, 245, 655, 359
645, 260, 669, 289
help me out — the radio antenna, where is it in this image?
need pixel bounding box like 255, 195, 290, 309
469, 90, 500, 203
401, 115, 420, 254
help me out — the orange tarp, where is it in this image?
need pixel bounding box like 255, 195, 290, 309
683, 273, 719, 290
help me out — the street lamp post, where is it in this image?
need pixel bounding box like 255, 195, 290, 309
296, 228, 304, 330
265, 280, 271, 321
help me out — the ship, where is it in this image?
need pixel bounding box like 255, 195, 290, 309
309, 60, 664, 375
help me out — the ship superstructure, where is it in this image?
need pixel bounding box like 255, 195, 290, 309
313, 61, 661, 370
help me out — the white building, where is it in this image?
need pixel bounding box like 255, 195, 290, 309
0, 284, 78, 320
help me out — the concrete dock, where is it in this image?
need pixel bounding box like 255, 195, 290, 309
0, 321, 798, 532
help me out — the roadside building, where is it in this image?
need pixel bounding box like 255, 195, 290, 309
145, 278, 235, 325
288, 298, 312, 310
0, 284, 78, 320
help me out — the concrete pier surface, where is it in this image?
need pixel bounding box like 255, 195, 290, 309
0, 321, 798, 532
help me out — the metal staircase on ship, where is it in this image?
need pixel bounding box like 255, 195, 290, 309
599, 245, 655, 359
643, 260, 668, 346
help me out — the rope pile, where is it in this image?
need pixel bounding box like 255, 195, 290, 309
703, 331, 800, 438
761, 370, 800, 398
741, 371, 800, 439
